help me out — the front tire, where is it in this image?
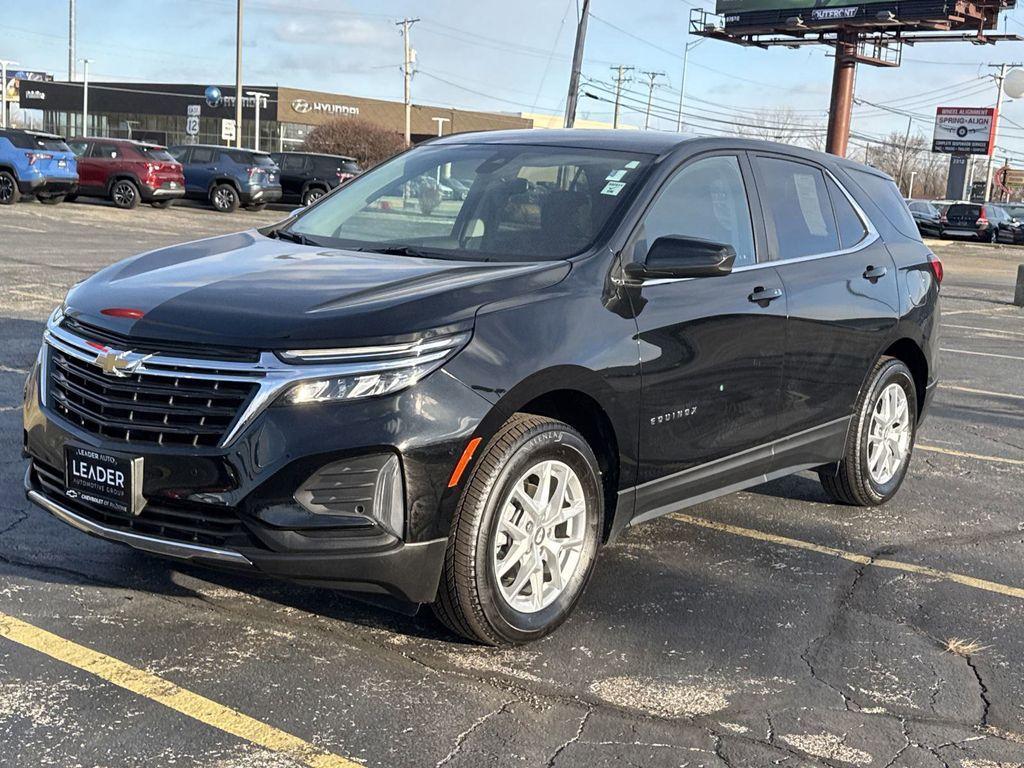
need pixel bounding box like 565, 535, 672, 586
110, 179, 140, 209
433, 414, 602, 645
819, 357, 917, 506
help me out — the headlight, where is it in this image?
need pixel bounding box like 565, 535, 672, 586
277, 330, 470, 405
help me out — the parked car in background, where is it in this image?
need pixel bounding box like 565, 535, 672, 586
0, 128, 78, 205
906, 199, 945, 237
168, 144, 281, 213
998, 203, 1024, 222
931, 200, 957, 216
944, 201, 1024, 243
270, 151, 362, 206
24, 131, 940, 645
67, 138, 184, 209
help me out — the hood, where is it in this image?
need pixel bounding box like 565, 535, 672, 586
64, 231, 570, 349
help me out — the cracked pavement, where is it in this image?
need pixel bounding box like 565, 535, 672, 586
2, 201, 1024, 767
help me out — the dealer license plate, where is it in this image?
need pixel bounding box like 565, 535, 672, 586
64, 444, 145, 515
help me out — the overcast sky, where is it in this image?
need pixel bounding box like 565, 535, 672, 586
6, 0, 1024, 161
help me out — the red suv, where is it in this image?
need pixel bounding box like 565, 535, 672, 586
67, 138, 185, 209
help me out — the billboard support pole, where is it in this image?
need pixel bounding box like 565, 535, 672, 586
826, 30, 857, 157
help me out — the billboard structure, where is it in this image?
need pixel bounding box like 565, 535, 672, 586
690, 0, 1019, 158
933, 107, 996, 156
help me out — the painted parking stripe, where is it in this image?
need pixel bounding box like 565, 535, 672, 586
916, 444, 1024, 468
940, 384, 1024, 401
940, 348, 1024, 362
942, 307, 1019, 317
943, 323, 1024, 338
669, 513, 1024, 601
0, 611, 360, 768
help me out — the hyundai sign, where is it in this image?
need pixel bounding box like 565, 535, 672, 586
933, 107, 997, 155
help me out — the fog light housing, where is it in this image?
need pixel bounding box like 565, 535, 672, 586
290, 453, 405, 538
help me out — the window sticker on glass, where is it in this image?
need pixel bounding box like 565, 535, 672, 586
624, 160, 640, 169
601, 181, 627, 196
792, 172, 829, 237
606, 169, 628, 182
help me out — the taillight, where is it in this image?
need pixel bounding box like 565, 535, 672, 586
939, 214, 947, 224
977, 206, 989, 227
927, 253, 943, 285
25, 152, 53, 165
247, 166, 260, 182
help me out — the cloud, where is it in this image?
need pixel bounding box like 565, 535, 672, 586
273, 18, 390, 47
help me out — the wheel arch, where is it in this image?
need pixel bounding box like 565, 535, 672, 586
470, 367, 628, 544
106, 173, 141, 193
207, 176, 240, 193
882, 337, 928, 416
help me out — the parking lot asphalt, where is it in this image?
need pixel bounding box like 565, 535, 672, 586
2, 199, 1024, 768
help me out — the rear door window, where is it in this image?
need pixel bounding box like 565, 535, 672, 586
280, 154, 308, 171
91, 144, 121, 159
754, 156, 840, 258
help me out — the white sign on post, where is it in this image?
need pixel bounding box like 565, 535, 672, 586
221, 118, 236, 142
187, 104, 201, 117
185, 115, 200, 136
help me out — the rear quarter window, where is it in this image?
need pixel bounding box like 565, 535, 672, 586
847, 169, 920, 241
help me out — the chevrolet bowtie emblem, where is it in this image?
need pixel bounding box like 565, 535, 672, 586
94, 349, 144, 378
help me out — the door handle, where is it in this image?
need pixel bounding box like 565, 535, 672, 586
863, 265, 888, 282
748, 286, 783, 306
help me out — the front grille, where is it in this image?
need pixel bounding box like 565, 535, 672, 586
48, 348, 258, 447
60, 317, 260, 362
33, 460, 254, 549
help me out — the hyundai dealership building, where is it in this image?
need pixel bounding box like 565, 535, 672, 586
19, 81, 533, 148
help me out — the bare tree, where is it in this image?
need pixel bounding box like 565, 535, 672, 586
303, 118, 406, 169
739, 107, 826, 151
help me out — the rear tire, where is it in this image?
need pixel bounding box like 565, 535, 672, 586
210, 184, 239, 213
819, 357, 917, 506
65, 193, 78, 203
110, 179, 140, 209
0, 171, 18, 205
433, 414, 602, 645
36, 193, 65, 205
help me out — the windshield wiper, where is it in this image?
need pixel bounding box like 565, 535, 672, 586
354, 245, 447, 259
272, 228, 316, 245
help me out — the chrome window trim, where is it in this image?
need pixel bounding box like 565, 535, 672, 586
44, 317, 466, 448
639, 168, 879, 287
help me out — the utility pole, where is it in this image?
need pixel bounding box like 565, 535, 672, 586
80, 58, 91, 136
610, 65, 634, 129
0, 60, 17, 129
397, 17, 420, 147
984, 63, 1022, 202
896, 115, 913, 194
563, 0, 591, 128
246, 90, 269, 151
640, 70, 665, 130
68, 0, 76, 80
676, 35, 701, 132
235, 0, 244, 148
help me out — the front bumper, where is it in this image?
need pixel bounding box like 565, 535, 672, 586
22, 330, 490, 603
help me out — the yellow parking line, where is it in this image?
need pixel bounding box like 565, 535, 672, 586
940, 384, 1024, 401
916, 444, 1024, 467
940, 348, 1024, 362
669, 513, 1024, 601
0, 612, 359, 768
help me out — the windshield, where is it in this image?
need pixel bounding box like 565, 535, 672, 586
135, 146, 176, 162
286, 143, 653, 261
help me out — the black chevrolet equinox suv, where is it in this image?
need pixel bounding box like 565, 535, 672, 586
23, 131, 940, 644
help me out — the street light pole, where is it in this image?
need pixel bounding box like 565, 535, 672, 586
81, 58, 91, 136
984, 63, 1022, 202
246, 91, 270, 151
234, 0, 244, 148
68, 0, 76, 81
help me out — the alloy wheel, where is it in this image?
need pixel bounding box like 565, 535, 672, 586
492, 460, 588, 614
113, 182, 136, 207
214, 187, 236, 210
866, 382, 911, 485
305, 189, 325, 205
0, 174, 14, 203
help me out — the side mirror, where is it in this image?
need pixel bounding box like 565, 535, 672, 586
624, 236, 736, 281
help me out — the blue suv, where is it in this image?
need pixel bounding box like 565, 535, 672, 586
168, 144, 281, 213
0, 129, 79, 205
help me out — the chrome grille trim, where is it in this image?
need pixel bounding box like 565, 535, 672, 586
44, 316, 467, 447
